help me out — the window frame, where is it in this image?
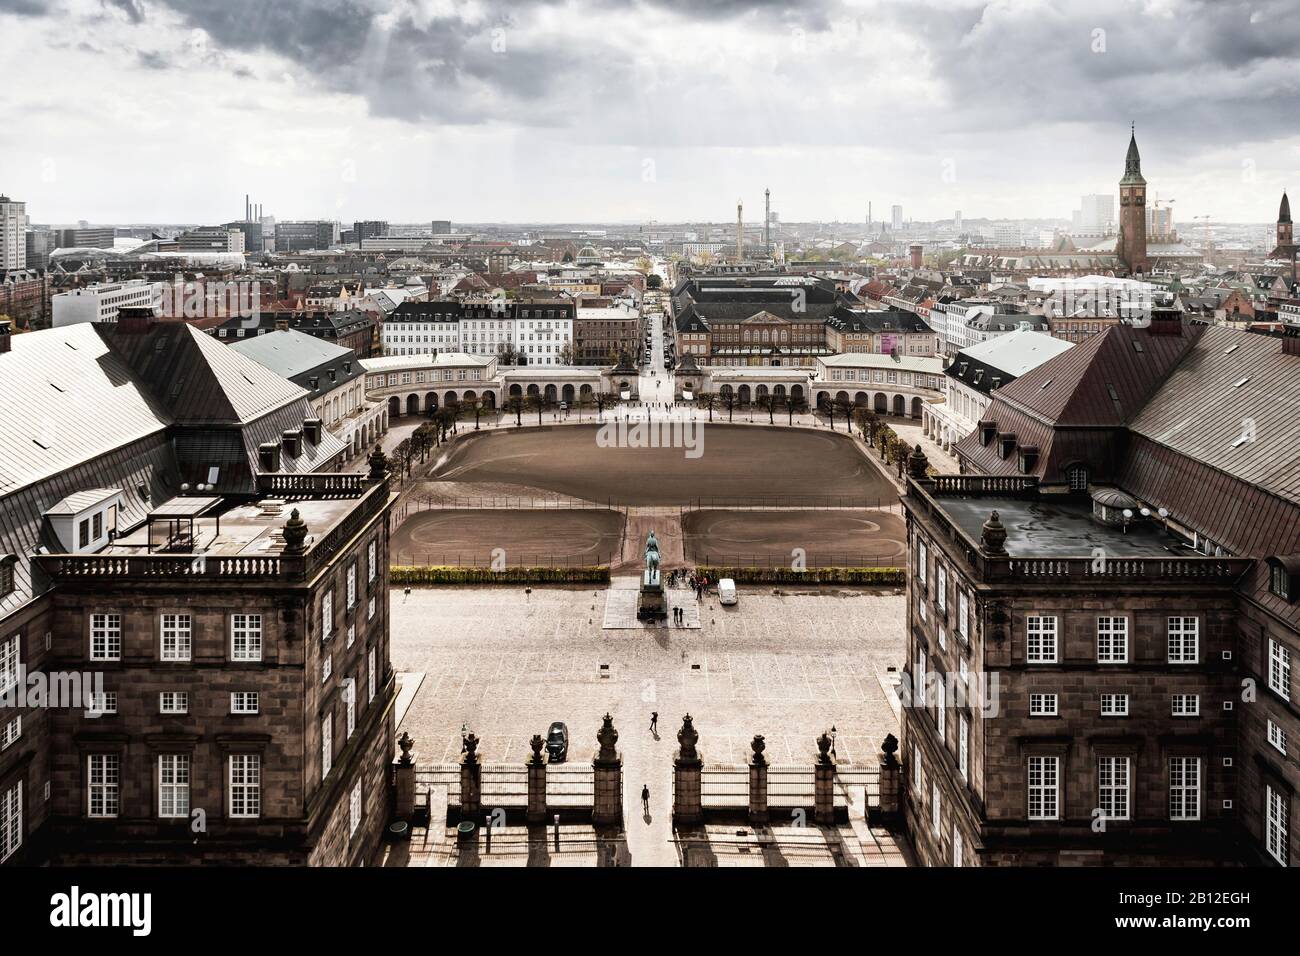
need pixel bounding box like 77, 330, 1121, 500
228, 754, 261, 819
1026, 615, 1058, 664
87, 753, 120, 818
1098, 755, 1131, 822
160, 612, 192, 662
1168, 756, 1201, 821
158, 754, 191, 819
1027, 755, 1059, 821
1097, 616, 1129, 664
1167, 616, 1199, 664
89, 612, 122, 662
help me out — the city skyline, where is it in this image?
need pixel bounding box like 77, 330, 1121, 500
2, 0, 1299, 223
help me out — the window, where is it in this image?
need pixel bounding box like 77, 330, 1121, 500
1026, 616, 1057, 663
1098, 756, 1130, 821
231, 692, 259, 714
1270, 562, 1291, 600
368, 648, 376, 703
0, 780, 20, 862
931, 782, 941, 835
345, 679, 356, 739
321, 590, 333, 642
958, 716, 969, 780
0, 634, 17, 695
936, 565, 947, 613
916, 539, 927, 586
161, 613, 191, 661
958, 593, 969, 641
367, 540, 377, 582
159, 691, 188, 714
1171, 694, 1200, 717
90, 613, 121, 661
1167, 617, 1198, 663
1268, 719, 1288, 756
231, 614, 263, 661
1, 715, 20, 750
1067, 465, 1089, 492
1269, 639, 1291, 700
229, 755, 261, 818
1169, 756, 1201, 820
1097, 617, 1128, 663
87, 691, 117, 715
1265, 784, 1289, 866
88, 754, 120, 818
159, 754, 190, 818
347, 563, 357, 610
321, 715, 333, 780
952, 825, 963, 867
1030, 693, 1058, 716
322, 651, 332, 683
912, 745, 922, 790
937, 625, 946, 651
1027, 756, 1059, 820
919, 596, 927, 623
347, 623, 355, 649
78, 519, 90, 549
1100, 693, 1129, 717
0, 557, 15, 598
368, 596, 376, 620
935, 678, 946, 742
350, 780, 362, 837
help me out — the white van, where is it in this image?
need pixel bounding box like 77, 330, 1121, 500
718, 578, 738, 605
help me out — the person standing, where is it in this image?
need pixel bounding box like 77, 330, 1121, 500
650, 712, 658, 734
641, 784, 651, 814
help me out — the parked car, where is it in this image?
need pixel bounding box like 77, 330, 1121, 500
718, 578, 738, 605
546, 721, 569, 762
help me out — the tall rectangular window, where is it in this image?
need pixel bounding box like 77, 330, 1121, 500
88, 754, 120, 818
912, 745, 921, 790
1097, 617, 1128, 663
1026, 616, 1057, 663
0, 781, 20, 862
159, 754, 190, 818
321, 590, 333, 642
322, 715, 333, 780
0, 635, 17, 695
931, 781, 941, 835
368, 648, 377, 703
160, 613, 191, 661
347, 563, 357, 610
90, 613, 122, 661
345, 679, 356, 739
1027, 756, 1059, 820
958, 716, 969, 780
916, 539, 927, 587
1169, 757, 1201, 821
1266, 784, 1289, 866
1167, 617, 1198, 663
367, 541, 377, 582
1267, 719, 1287, 756
958, 593, 969, 641
229, 755, 261, 818
1269, 639, 1292, 700
350, 780, 362, 836
935, 678, 946, 743
952, 825, 963, 867
1098, 756, 1130, 821
231, 614, 262, 661
936, 565, 947, 613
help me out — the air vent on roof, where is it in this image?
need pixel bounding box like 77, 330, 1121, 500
1224, 344, 1240, 354
1041, 379, 1052, 389
1106, 384, 1119, 402
1132, 341, 1144, 353
1232, 377, 1249, 388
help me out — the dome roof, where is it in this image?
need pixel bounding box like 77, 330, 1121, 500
1090, 487, 1138, 509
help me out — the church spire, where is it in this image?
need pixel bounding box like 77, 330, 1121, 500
1122, 123, 1145, 185
1280, 189, 1292, 225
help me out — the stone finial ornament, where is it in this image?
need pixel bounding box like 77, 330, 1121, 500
282, 508, 307, 554
597, 713, 619, 761
750, 734, 768, 767
816, 732, 834, 765
907, 443, 930, 480
677, 714, 699, 760
367, 446, 388, 481
881, 732, 899, 767
981, 509, 1008, 555
463, 732, 480, 761
528, 733, 545, 766
397, 731, 415, 766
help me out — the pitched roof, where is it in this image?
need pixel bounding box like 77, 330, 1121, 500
228, 328, 355, 380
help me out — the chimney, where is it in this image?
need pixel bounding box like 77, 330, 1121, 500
0, 319, 10, 354
275, 318, 289, 332
1147, 307, 1183, 336
910, 244, 923, 270
303, 418, 322, 445
1284, 331, 1300, 356
115, 306, 156, 334
258, 441, 281, 473
282, 429, 302, 457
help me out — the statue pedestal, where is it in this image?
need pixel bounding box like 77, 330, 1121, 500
637, 570, 667, 621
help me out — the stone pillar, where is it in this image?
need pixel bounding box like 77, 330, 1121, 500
460, 732, 482, 822
394, 731, 416, 821
673, 714, 703, 826
748, 734, 769, 827
592, 714, 623, 826
526, 734, 547, 825
876, 733, 901, 823
814, 732, 835, 826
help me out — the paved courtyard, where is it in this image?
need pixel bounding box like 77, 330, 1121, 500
390, 584, 906, 866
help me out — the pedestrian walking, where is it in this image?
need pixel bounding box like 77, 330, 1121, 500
641, 784, 650, 813
650, 712, 658, 733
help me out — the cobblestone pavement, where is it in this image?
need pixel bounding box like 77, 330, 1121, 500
390, 585, 906, 866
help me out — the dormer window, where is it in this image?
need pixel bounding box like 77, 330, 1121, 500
1018, 446, 1039, 474
0, 555, 16, 597
1268, 557, 1299, 602
998, 433, 1016, 459
980, 422, 996, 446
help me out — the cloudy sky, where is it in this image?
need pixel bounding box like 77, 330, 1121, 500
2, 0, 1298, 225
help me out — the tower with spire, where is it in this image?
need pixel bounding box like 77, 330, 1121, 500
1116, 124, 1149, 275
1269, 190, 1297, 288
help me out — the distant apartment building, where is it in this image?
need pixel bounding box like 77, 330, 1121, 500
574, 303, 640, 364
52, 226, 115, 249
275, 221, 338, 253
892, 205, 904, 231
0, 269, 53, 330
353, 221, 388, 246
25, 229, 55, 270
383, 299, 576, 366
0, 195, 27, 270
52, 280, 161, 326
174, 226, 245, 254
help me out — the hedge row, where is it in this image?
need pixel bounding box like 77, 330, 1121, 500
696, 566, 906, 586
389, 565, 610, 585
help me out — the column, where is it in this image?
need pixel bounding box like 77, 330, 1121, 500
460, 732, 482, 822
527, 734, 547, 825
592, 714, 623, 826
876, 732, 902, 824
814, 732, 835, 826
748, 734, 769, 827
673, 715, 703, 826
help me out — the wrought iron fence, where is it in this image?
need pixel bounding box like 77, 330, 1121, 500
693, 765, 879, 811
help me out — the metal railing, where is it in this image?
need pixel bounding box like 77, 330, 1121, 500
684, 549, 900, 569
414, 763, 595, 810
694, 765, 880, 810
